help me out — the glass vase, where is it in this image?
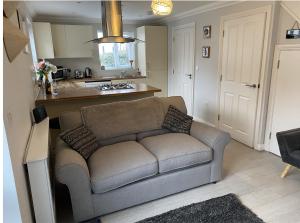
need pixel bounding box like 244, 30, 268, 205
51, 79, 58, 96
45, 75, 52, 95
39, 77, 46, 97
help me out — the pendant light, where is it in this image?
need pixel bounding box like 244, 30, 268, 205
151, 0, 173, 16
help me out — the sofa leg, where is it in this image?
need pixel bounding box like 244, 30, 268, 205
212, 181, 217, 184
281, 164, 292, 178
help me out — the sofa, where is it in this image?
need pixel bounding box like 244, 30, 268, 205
55, 96, 231, 222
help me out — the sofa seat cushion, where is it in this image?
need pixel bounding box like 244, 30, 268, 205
88, 141, 158, 193
140, 133, 212, 173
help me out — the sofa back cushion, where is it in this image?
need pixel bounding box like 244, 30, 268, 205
136, 129, 170, 141
81, 97, 165, 140
98, 134, 137, 147
160, 96, 187, 115
59, 111, 82, 131
59, 96, 187, 142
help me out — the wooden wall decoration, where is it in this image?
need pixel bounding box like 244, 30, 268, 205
3, 2, 29, 62
3, 17, 29, 62
3, 2, 19, 18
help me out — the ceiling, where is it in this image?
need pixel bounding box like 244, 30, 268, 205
26, 1, 212, 24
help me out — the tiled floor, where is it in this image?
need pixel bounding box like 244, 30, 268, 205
57, 140, 300, 223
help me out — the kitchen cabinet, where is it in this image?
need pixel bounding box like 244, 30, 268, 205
137, 26, 168, 97
65, 25, 93, 58
33, 22, 54, 59
51, 24, 67, 58
51, 24, 93, 58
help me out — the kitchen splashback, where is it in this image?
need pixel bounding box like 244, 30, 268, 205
48, 57, 139, 78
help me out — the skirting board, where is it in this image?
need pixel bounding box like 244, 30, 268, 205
255, 144, 265, 151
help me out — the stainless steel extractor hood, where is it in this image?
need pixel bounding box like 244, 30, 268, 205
88, 0, 136, 44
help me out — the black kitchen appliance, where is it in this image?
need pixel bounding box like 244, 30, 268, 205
52, 66, 71, 80
85, 67, 92, 78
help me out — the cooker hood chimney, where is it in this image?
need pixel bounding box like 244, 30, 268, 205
88, 0, 135, 44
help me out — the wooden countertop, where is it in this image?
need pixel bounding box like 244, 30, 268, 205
35, 81, 161, 104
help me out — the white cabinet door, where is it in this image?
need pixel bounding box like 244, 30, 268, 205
65, 25, 93, 58
33, 22, 54, 59
52, 24, 93, 58
219, 13, 266, 147
269, 49, 300, 155
51, 24, 67, 58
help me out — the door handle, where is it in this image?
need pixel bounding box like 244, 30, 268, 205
186, 74, 192, 79
244, 84, 257, 88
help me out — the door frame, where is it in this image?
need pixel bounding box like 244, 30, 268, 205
217, 5, 273, 150
264, 44, 300, 153
170, 22, 196, 115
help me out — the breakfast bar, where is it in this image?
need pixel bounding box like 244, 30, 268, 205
35, 80, 161, 118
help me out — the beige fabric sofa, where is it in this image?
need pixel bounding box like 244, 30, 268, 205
55, 96, 230, 222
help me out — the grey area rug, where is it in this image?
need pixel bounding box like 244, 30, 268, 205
137, 193, 264, 223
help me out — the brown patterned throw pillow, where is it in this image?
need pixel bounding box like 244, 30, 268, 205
60, 125, 99, 159
162, 105, 193, 134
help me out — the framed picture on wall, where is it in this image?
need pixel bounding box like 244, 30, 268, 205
203, 25, 211, 39
286, 21, 300, 39
202, 46, 210, 58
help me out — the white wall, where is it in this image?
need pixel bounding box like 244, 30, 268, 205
3, 3, 36, 223
3, 127, 23, 223
164, 1, 299, 144
276, 6, 300, 44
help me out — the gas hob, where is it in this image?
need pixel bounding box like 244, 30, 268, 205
98, 83, 135, 91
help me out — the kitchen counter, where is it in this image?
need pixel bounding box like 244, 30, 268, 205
35, 80, 161, 118
36, 82, 160, 104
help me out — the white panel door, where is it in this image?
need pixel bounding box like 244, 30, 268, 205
172, 25, 195, 115
269, 50, 300, 155
219, 13, 266, 147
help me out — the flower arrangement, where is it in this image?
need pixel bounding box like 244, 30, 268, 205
34, 59, 57, 82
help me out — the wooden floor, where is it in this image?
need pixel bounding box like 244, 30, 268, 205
57, 140, 300, 223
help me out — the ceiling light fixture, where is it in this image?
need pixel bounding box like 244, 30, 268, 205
151, 0, 173, 16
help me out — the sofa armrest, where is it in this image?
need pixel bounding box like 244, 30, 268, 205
190, 121, 231, 182
190, 121, 230, 149
55, 139, 95, 222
